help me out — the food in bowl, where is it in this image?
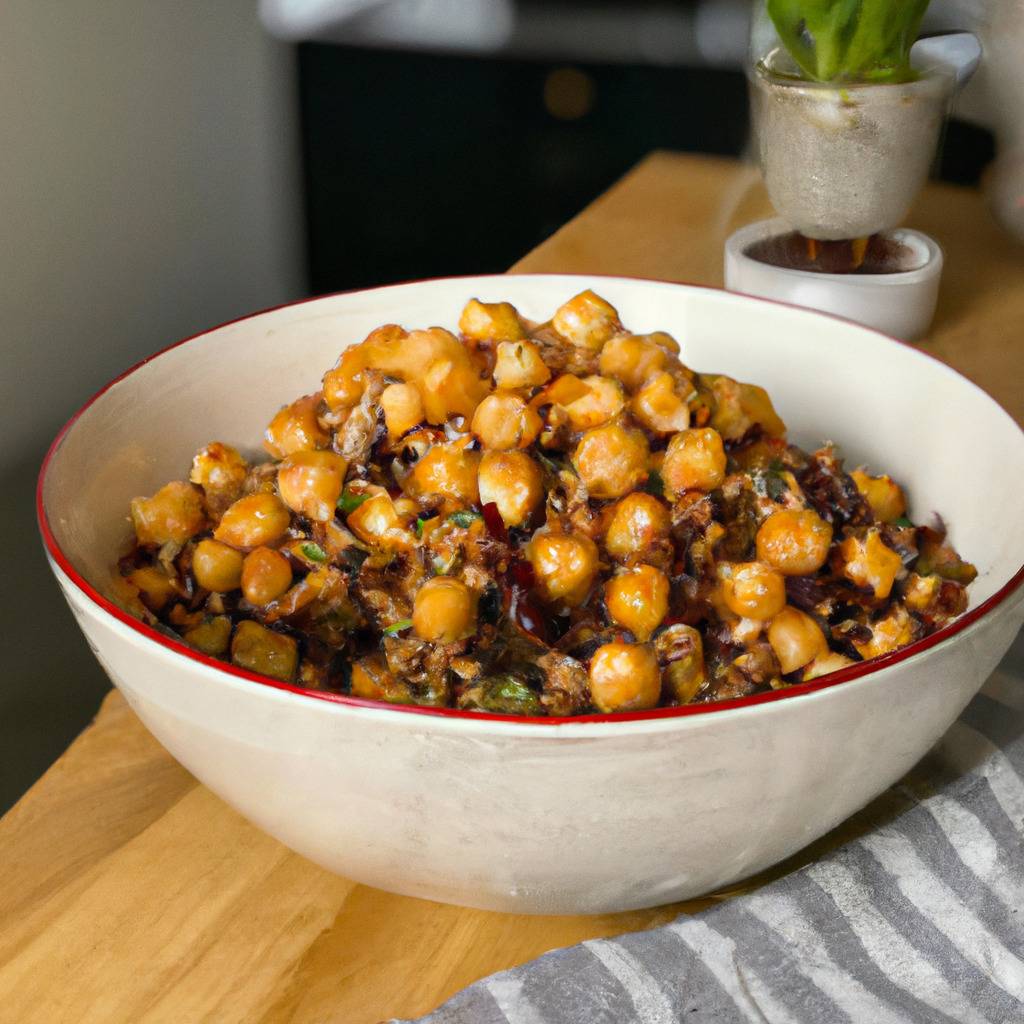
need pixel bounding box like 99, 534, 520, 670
116, 289, 975, 716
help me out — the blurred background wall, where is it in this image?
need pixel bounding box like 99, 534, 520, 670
0, 1, 303, 811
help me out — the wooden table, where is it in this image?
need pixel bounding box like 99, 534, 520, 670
4, 154, 1023, 1024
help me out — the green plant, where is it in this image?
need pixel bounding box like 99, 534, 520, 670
765, 0, 931, 83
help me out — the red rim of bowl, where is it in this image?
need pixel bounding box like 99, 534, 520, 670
36, 273, 1024, 727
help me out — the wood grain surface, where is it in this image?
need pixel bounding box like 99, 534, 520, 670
3, 153, 1022, 1024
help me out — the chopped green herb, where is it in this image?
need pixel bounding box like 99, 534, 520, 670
447, 509, 483, 529
893, 515, 914, 528
337, 489, 370, 515
300, 542, 327, 562
644, 470, 665, 499
415, 517, 427, 538
382, 618, 413, 635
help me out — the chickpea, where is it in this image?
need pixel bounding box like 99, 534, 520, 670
838, 529, 903, 599
588, 642, 661, 713
405, 441, 481, 504
604, 492, 672, 563
413, 576, 478, 643
241, 547, 293, 606
380, 382, 425, 441
525, 530, 600, 607
572, 424, 649, 500
851, 469, 907, 524
660, 624, 706, 704
853, 604, 915, 660
903, 572, 940, 613
230, 619, 298, 682
478, 450, 544, 526
127, 566, 178, 612
459, 298, 526, 342
804, 651, 855, 681
350, 654, 413, 703
533, 373, 590, 409
564, 375, 626, 431
189, 442, 247, 516
551, 290, 622, 351
263, 393, 329, 459
597, 334, 666, 392
183, 615, 232, 657
471, 393, 542, 450
661, 428, 726, 496
756, 509, 833, 576
645, 331, 682, 356
323, 343, 372, 411
130, 481, 206, 547
767, 606, 828, 674
720, 562, 786, 620
277, 450, 348, 523
419, 354, 490, 424
214, 493, 291, 550
192, 539, 245, 593
631, 372, 691, 435
346, 492, 416, 550
605, 565, 670, 641
492, 340, 551, 389
706, 375, 786, 442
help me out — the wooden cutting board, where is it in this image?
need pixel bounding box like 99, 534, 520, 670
3, 153, 1023, 1024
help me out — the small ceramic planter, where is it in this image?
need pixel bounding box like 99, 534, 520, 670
749, 50, 956, 241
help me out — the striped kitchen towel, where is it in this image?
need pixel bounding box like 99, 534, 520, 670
398, 633, 1024, 1023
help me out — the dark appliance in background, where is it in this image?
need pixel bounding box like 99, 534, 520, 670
298, 39, 992, 296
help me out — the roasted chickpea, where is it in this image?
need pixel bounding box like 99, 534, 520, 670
241, 547, 293, 606
214, 493, 291, 549
413, 576, 478, 643
597, 334, 666, 392
706, 375, 786, 442
419, 355, 490, 424
551, 290, 621, 350
127, 566, 178, 611
380, 382, 425, 441
322, 342, 373, 411
189, 442, 248, 516
471, 393, 542, 450
492, 340, 550, 389
183, 615, 232, 657
130, 481, 206, 547
661, 428, 726, 496
660, 624, 706, 703
525, 530, 600, 607
851, 469, 907, 524
404, 441, 481, 504
839, 529, 903, 599
263, 393, 329, 459
604, 492, 672, 563
459, 298, 526, 342
230, 619, 298, 681
605, 565, 669, 640
277, 450, 348, 523
350, 654, 413, 703
572, 424, 649, 500
478, 451, 544, 527
720, 562, 786, 620
852, 604, 915, 660
756, 509, 833, 576
588, 642, 661, 712
632, 371, 691, 435
346, 492, 416, 550
768, 606, 829, 674
192, 539, 245, 593
564, 375, 626, 431
903, 572, 940, 613
532, 373, 590, 409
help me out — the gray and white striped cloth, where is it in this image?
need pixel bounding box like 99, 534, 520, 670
398, 633, 1024, 1023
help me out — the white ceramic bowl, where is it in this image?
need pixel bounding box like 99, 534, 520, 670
39, 275, 1024, 915
725, 218, 943, 341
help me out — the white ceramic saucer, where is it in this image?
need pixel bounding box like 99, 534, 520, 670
725, 217, 943, 341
